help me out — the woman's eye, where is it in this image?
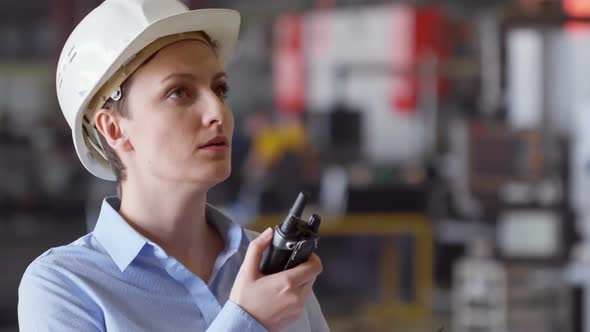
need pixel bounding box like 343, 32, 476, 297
169, 87, 190, 99
214, 83, 230, 100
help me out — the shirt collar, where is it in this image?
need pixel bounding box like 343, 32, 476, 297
204, 204, 244, 253
93, 196, 244, 272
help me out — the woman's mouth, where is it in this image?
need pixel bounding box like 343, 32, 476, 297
199, 136, 228, 151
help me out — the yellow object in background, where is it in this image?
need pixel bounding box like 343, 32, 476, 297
252, 122, 308, 166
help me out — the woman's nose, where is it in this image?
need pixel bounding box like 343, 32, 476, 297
201, 90, 225, 127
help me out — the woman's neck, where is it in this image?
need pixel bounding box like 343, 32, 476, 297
117, 178, 218, 270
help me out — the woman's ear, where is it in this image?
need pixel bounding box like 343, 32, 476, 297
94, 109, 133, 152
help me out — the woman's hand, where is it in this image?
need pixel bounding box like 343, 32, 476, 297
229, 228, 323, 332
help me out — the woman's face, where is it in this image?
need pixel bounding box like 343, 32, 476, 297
121, 38, 234, 188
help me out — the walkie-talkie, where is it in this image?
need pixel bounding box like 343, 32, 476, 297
259, 192, 321, 275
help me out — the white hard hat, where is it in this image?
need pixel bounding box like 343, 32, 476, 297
56, 0, 241, 181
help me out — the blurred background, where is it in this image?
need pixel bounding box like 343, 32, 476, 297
4, 0, 590, 331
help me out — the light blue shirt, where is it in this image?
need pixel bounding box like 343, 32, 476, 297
18, 197, 329, 331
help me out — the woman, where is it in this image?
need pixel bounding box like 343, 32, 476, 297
18, 0, 328, 331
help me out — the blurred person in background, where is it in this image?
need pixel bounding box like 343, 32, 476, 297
244, 111, 320, 214
17, 0, 328, 331
224, 111, 320, 224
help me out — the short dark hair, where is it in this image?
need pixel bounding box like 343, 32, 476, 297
96, 32, 218, 191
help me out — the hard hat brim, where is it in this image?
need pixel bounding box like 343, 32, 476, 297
72, 8, 240, 181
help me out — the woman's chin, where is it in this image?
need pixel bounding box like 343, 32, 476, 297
157, 161, 231, 187
190, 165, 231, 185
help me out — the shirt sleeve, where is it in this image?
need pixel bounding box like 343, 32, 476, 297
206, 300, 268, 332
18, 258, 104, 332
306, 291, 330, 332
